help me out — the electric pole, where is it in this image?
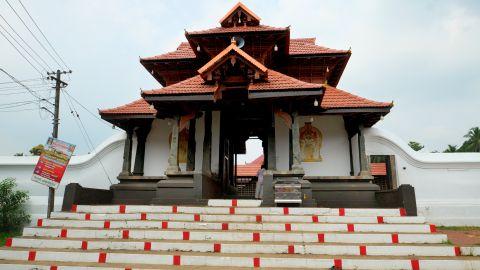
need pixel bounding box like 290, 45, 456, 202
46, 69, 72, 218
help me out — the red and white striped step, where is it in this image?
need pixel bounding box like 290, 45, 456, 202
51, 211, 426, 224
6, 237, 478, 257
35, 218, 438, 233
1, 249, 479, 269
69, 204, 409, 217
23, 227, 447, 244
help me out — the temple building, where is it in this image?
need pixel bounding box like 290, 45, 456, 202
99, 2, 393, 206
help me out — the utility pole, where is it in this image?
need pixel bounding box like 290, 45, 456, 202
46, 69, 72, 218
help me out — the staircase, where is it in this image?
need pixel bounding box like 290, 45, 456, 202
1, 200, 479, 269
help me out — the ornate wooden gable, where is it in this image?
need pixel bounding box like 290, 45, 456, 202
197, 39, 268, 100
219, 2, 261, 27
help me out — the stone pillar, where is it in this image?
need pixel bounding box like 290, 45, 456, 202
166, 115, 180, 174
120, 128, 133, 176
267, 112, 276, 170
186, 118, 196, 171
291, 112, 304, 173
132, 125, 151, 176
202, 111, 212, 174
348, 136, 354, 176
357, 125, 371, 177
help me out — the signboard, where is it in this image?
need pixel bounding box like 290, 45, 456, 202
31, 137, 75, 189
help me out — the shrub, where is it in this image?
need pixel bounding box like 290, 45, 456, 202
0, 178, 30, 232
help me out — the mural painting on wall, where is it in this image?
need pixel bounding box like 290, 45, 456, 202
300, 122, 323, 162
169, 127, 189, 163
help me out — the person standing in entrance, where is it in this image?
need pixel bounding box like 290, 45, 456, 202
255, 165, 266, 199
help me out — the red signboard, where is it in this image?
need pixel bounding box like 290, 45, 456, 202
31, 137, 75, 189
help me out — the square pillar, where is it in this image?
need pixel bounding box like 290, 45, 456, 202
166, 115, 180, 174
357, 125, 372, 177
291, 111, 304, 174
186, 118, 196, 171
132, 124, 152, 176
267, 111, 276, 170
119, 128, 133, 177
202, 110, 212, 174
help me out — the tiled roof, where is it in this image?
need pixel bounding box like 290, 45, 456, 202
198, 42, 267, 76
237, 155, 264, 177
289, 38, 349, 55
321, 85, 392, 109
248, 70, 323, 92
141, 42, 196, 61
187, 25, 287, 35
143, 69, 322, 96
370, 162, 387, 176
99, 98, 156, 116
142, 75, 216, 96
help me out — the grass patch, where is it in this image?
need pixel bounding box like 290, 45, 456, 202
437, 226, 480, 231
0, 230, 21, 246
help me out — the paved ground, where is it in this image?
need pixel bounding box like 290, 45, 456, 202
438, 227, 480, 246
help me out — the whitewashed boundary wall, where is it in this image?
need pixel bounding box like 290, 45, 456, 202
365, 128, 480, 226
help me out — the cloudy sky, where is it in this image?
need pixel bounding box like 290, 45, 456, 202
0, 0, 479, 160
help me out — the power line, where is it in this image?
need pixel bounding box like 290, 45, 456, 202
0, 67, 52, 103
0, 27, 43, 76
0, 13, 53, 71
62, 90, 111, 127
0, 21, 49, 72
17, 0, 69, 70
0, 88, 51, 96
0, 83, 50, 91
62, 90, 112, 185
0, 77, 43, 84
4, 0, 63, 68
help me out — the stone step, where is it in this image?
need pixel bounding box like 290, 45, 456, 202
207, 199, 262, 207
6, 237, 478, 257
1, 248, 479, 269
71, 205, 407, 217
51, 212, 426, 224
36, 218, 437, 233
23, 227, 448, 244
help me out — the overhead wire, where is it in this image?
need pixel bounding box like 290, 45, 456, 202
62, 89, 113, 185
0, 13, 53, 71
17, 0, 69, 70
4, 0, 63, 69
0, 27, 44, 76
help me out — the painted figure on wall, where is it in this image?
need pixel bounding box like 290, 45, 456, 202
169, 127, 189, 163
300, 122, 322, 162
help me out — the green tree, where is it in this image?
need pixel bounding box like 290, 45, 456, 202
29, 144, 44, 156
443, 145, 457, 153
0, 178, 30, 232
458, 127, 480, 152
408, 141, 424, 151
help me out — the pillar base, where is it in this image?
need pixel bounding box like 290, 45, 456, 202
358, 170, 372, 178
165, 166, 180, 175
291, 165, 305, 174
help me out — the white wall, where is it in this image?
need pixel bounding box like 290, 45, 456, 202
299, 115, 351, 176
143, 119, 170, 176
0, 132, 124, 220
365, 128, 480, 226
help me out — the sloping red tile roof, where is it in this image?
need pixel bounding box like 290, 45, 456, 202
248, 70, 323, 92
187, 25, 287, 35
237, 155, 264, 177
290, 38, 349, 55
143, 69, 323, 96
141, 42, 195, 61
142, 75, 216, 96
99, 98, 156, 116
370, 162, 387, 176
198, 42, 267, 76
321, 85, 392, 109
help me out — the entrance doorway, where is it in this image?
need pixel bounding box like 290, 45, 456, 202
218, 103, 271, 197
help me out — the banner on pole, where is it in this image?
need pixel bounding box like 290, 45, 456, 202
31, 137, 76, 189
